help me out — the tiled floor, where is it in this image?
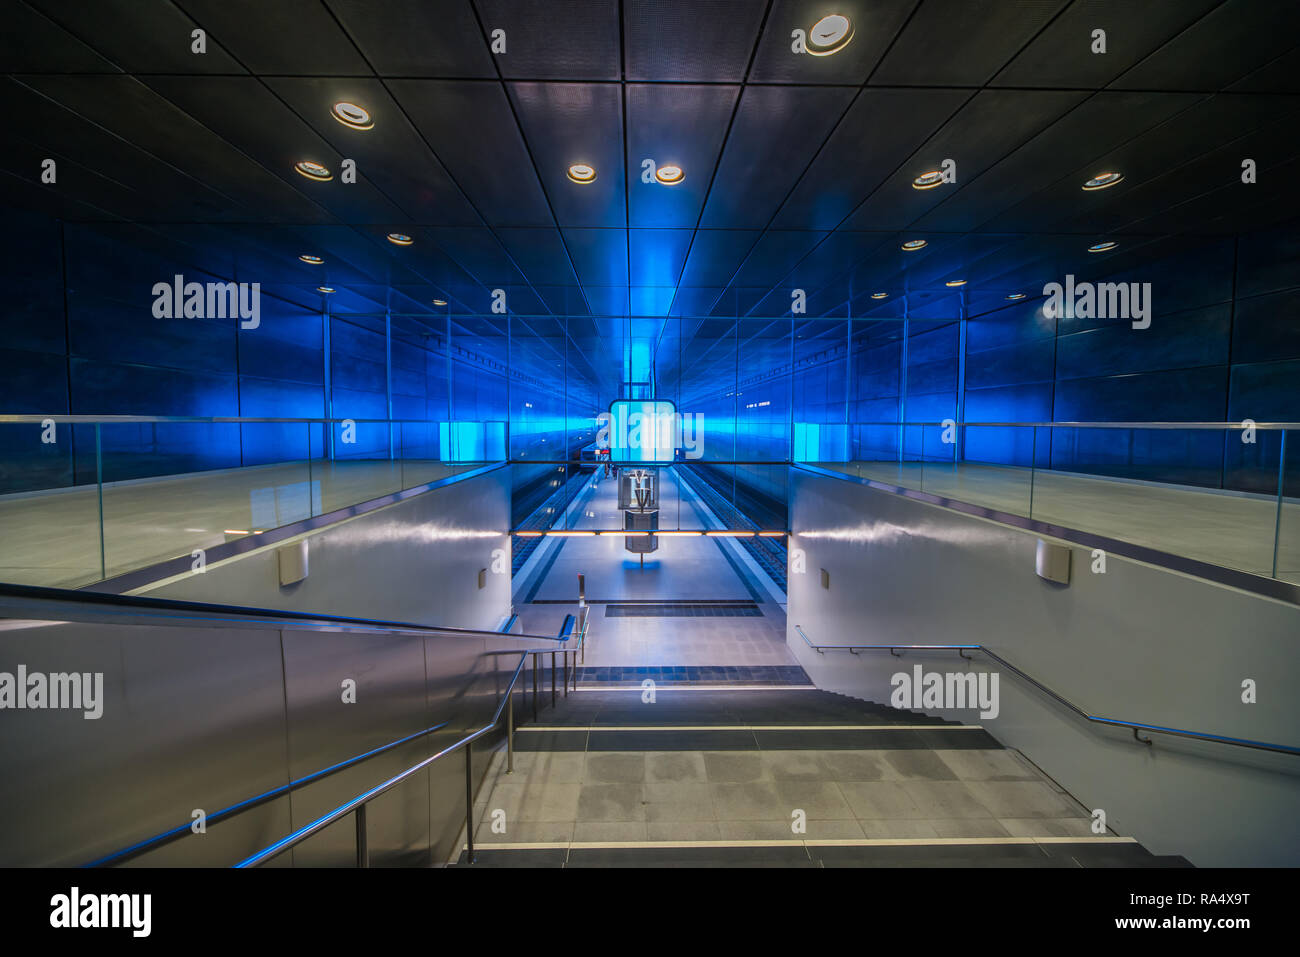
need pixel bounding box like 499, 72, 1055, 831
515, 468, 796, 667
0, 459, 470, 587
821, 460, 1300, 582
469, 745, 1097, 848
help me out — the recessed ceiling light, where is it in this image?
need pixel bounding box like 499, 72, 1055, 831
294, 160, 332, 181
945, 279, 967, 287
1088, 241, 1118, 253
912, 170, 945, 190
1083, 171, 1124, 191
901, 239, 928, 251
298, 254, 324, 264
432, 298, 447, 306
567, 163, 597, 184
317, 285, 335, 293
387, 232, 414, 246
807, 14, 854, 56
1006, 292, 1026, 300
331, 101, 373, 130
870, 292, 889, 299
655, 165, 685, 185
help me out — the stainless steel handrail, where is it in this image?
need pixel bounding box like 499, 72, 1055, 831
794, 626, 1300, 756
0, 414, 507, 424
235, 603, 589, 868
0, 582, 564, 642
2, 415, 1296, 428
235, 647, 538, 868
85, 720, 452, 868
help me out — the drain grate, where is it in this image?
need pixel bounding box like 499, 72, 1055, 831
605, 601, 762, 618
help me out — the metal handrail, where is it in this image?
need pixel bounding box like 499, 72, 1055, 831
235, 647, 536, 868
793, 626, 1300, 756
85, 720, 451, 867
234, 601, 590, 868
2, 415, 1296, 429
0, 414, 508, 424
0, 582, 564, 642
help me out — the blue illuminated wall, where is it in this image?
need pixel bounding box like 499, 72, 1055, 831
0, 214, 600, 504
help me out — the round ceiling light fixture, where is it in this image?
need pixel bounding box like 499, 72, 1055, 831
316, 285, 335, 293
387, 232, 414, 246
901, 239, 928, 251
294, 160, 333, 181
655, 165, 685, 185
1006, 292, 1026, 300
944, 279, 968, 287
432, 298, 447, 306
807, 14, 854, 56
567, 163, 597, 184
299, 254, 324, 264
912, 170, 946, 190
331, 101, 373, 130
1082, 171, 1124, 191
1088, 241, 1119, 253
870, 292, 889, 300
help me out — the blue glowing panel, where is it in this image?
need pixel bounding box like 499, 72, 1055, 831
792, 422, 848, 462
439, 421, 506, 462
602, 399, 678, 464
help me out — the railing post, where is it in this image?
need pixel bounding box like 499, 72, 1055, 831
507, 690, 515, 774
464, 745, 475, 864
551, 650, 557, 708
563, 650, 569, 697
355, 804, 369, 868
532, 653, 538, 722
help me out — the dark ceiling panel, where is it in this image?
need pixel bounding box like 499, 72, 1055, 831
1229, 45, 1300, 94
23, 75, 328, 223
1057, 95, 1300, 236
625, 84, 739, 228
1111, 0, 1300, 91
474, 0, 620, 80
324, 0, 495, 77
3, 0, 1300, 340
910, 91, 1203, 233
495, 227, 581, 291
424, 226, 525, 287
0, 166, 113, 221
772, 87, 971, 230
678, 229, 762, 289
870, 0, 1069, 86
2, 79, 241, 223
749, 0, 920, 84
701, 84, 857, 229
143, 76, 406, 224
780, 230, 890, 290
387, 79, 553, 227
630, 228, 694, 289
0, 0, 119, 72
624, 0, 767, 82
28, 0, 246, 73
561, 227, 628, 290
174, 0, 370, 75
508, 82, 625, 229
732, 229, 829, 289
265, 76, 483, 226
991, 0, 1221, 89
842, 88, 1085, 231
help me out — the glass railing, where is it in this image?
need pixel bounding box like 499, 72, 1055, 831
0, 416, 505, 589
817, 421, 1297, 584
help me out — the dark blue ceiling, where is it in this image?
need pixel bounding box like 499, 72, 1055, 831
3, 0, 1300, 391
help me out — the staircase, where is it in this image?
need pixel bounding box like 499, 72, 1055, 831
454, 688, 1191, 868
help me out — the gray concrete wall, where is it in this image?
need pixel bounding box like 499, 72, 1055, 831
787, 466, 1300, 866
139, 465, 514, 631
